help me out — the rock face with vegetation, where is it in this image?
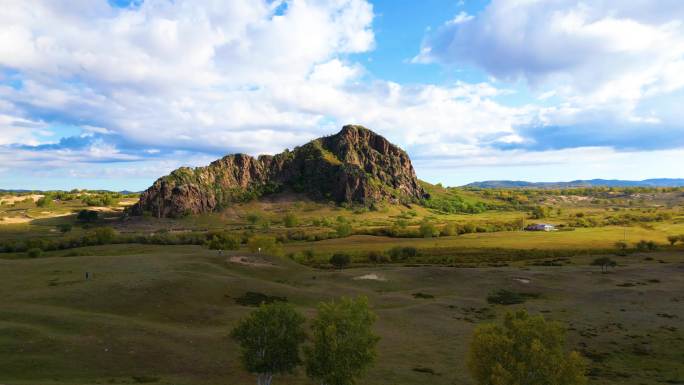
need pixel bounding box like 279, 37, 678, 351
131, 125, 427, 217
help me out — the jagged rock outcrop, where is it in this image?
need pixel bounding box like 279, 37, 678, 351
131, 125, 428, 217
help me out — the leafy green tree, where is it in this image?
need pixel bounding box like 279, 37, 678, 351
329, 253, 351, 269
468, 310, 586, 385
591, 257, 617, 273
305, 297, 379, 385
231, 302, 306, 385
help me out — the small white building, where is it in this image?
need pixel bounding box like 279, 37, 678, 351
525, 223, 555, 232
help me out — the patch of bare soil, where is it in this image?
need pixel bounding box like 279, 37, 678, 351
228, 256, 276, 268
0, 194, 43, 205
0, 216, 32, 224
354, 273, 387, 281
513, 277, 531, 284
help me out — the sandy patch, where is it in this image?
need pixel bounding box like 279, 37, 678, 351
354, 274, 387, 282
0, 211, 72, 225
228, 256, 276, 268
0, 216, 32, 224
513, 277, 531, 284
0, 194, 43, 205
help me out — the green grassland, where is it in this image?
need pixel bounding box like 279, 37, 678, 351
1, 187, 683, 384
0, 245, 683, 385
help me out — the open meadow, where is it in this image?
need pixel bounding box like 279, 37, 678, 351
1, 188, 684, 384
0, 245, 683, 385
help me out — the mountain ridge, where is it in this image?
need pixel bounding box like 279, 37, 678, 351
464, 178, 684, 189
131, 125, 427, 217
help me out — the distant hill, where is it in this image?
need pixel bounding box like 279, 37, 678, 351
132, 125, 428, 218
464, 179, 684, 189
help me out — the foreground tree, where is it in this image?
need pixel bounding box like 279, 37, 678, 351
231, 302, 306, 385
306, 296, 379, 385
468, 310, 586, 385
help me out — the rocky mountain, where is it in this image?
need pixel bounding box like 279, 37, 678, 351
464, 178, 684, 189
131, 125, 428, 217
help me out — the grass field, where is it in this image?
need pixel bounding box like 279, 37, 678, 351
1, 190, 683, 384
284, 224, 684, 254
0, 245, 683, 385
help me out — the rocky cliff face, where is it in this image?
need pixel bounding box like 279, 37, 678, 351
131, 125, 428, 217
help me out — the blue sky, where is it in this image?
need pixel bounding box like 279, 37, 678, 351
1, 0, 684, 190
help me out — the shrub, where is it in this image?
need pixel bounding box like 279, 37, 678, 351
35, 196, 53, 207
486, 289, 540, 305
235, 292, 288, 307
206, 232, 241, 250
614, 241, 628, 256
248, 235, 282, 256
591, 257, 617, 273
335, 221, 353, 238
329, 253, 351, 269
283, 212, 298, 228
367, 250, 388, 263
302, 249, 315, 259
27, 248, 43, 258
419, 219, 438, 238
461, 223, 476, 234
93, 227, 117, 244
246, 212, 263, 225
77, 210, 99, 223
440, 222, 457, 236
81, 193, 120, 207
530, 206, 549, 219
388, 246, 419, 261
667, 235, 679, 246
635, 240, 658, 252
57, 224, 73, 233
